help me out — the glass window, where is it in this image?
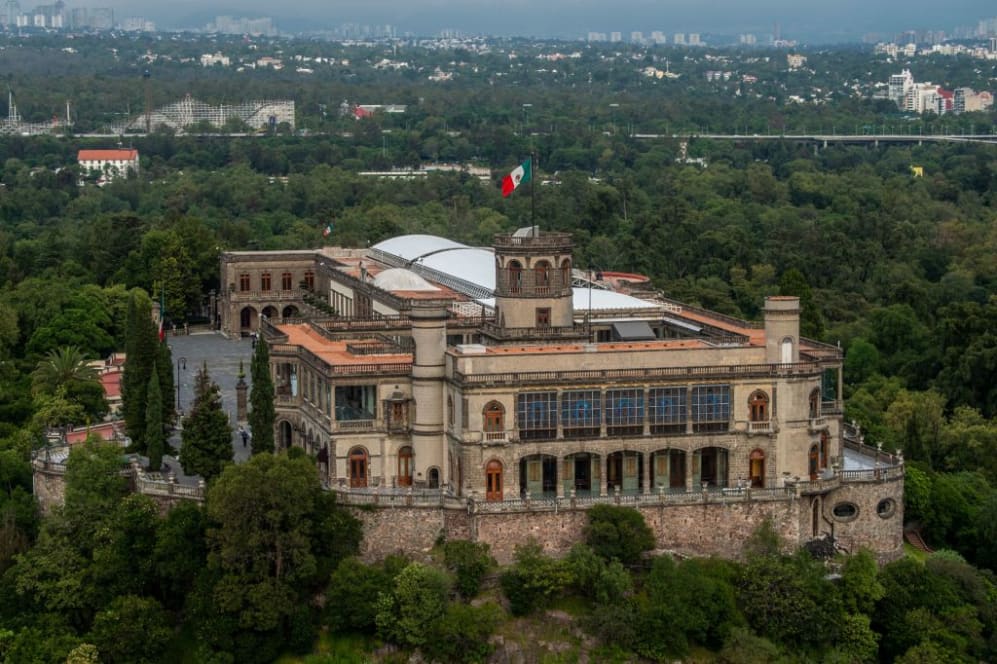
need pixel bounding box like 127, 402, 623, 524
281, 272, 293, 290
239, 273, 251, 291
536, 307, 551, 328
561, 390, 601, 437
261, 272, 272, 292
304, 270, 315, 290
649, 387, 686, 434
605, 388, 644, 435
692, 385, 730, 433
517, 392, 557, 440
749, 391, 769, 422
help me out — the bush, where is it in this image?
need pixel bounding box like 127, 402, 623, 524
564, 543, 632, 604
442, 540, 495, 600
325, 557, 396, 634
424, 602, 502, 663
499, 542, 572, 616
375, 562, 450, 648
88, 595, 172, 664
584, 505, 654, 565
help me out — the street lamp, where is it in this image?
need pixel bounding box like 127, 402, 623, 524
176, 357, 187, 416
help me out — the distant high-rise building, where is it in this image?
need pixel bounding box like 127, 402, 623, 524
739, 33, 757, 45
990, 37, 997, 53
650, 30, 666, 44
587, 32, 606, 42
610, 31, 622, 42
673, 32, 685, 45
688, 33, 701, 45
2, 0, 19, 27
630, 31, 643, 44
889, 69, 914, 107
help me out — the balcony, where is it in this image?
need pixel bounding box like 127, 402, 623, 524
333, 419, 376, 433
229, 289, 302, 302
747, 420, 773, 434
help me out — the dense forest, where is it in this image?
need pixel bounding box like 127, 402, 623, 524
0, 32, 995, 662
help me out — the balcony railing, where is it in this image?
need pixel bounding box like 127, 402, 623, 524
229, 289, 302, 302
453, 361, 824, 388
333, 419, 376, 433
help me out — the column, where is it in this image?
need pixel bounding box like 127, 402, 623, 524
642, 451, 651, 494
556, 455, 565, 498
599, 454, 608, 497
685, 449, 694, 491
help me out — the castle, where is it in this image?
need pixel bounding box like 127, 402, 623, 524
216, 229, 904, 563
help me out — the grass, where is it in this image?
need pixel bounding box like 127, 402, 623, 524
275, 632, 380, 664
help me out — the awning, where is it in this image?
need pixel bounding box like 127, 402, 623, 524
611, 321, 658, 341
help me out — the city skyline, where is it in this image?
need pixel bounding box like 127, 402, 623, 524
5, 0, 997, 41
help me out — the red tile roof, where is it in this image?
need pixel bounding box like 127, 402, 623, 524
77, 149, 138, 161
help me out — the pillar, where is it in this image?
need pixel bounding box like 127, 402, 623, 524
235, 375, 248, 422
599, 454, 608, 497
685, 451, 694, 491
642, 451, 651, 494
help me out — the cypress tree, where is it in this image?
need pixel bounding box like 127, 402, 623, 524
156, 340, 175, 429
180, 363, 233, 482
122, 292, 158, 452
249, 337, 275, 455
145, 364, 164, 472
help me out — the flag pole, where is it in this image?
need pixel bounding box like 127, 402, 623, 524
530, 151, 536, 231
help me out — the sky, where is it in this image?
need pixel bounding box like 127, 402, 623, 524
94, 1, 995, 40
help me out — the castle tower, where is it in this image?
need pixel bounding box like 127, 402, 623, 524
409, 301, 448, 483
764, 296, 801, 364
490, 228, 576, 335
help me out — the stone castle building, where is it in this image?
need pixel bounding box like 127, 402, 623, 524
217, 229, 904, 563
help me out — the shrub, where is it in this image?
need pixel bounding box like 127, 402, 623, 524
564, 543, 632, 604
499, 542, 572, 616
375, 562, 450, 648
442, 540, 495, 600
424, 602, 503, 663
325, 557, 395, 633
584, 505, 654, 565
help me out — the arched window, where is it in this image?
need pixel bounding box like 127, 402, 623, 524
809, 389, 821, 419
781, 337, 794, 363
447, 395, 455, 427
820, 431, 829, 469
508, 260, 522, 294
483, 401, 505, 439
560, 258, 571, 287
485, 460, 503, 501
749, 391, 769, 422
428, 467, 440, 489
534, 260, 552, 293
808, 445, 819, 481
749, 449, 765, 488
397, 446, 413, 487
349, 447, 368, 488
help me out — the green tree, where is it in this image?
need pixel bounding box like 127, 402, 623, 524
31, 346, 107, 421
778, 268, 825, 339
87, 595, 172, 664
145, 364, 164, 472
249, 337, 275, 455
375, 562, 450, 648
441, 539, 495, 600
584, 504, 655, 565
122, 293, 158, 452
179, 364, 233, 482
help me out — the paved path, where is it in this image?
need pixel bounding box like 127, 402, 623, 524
164, 332, 255, 466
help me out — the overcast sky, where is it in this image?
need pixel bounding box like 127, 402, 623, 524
95, 1, 995, 39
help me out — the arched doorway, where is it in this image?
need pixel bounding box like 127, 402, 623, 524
239, 306, 258, 332
427, 467, 440, 489
397, 446, 413, 487
278, 421, 292, 450
483, 401, 505, 440
563, 453, 599, 496
534, 260, 551, 294
262, 305, 278, 320
508, 260, 523, 293
652, 449, 686, 490
282, 305, 300, 319
485, 460, 503, 501
749, 449, 765, 488
607, 451, 642, 494
693, 447, 729, 488
809, 445, 819, 481
349, 448, 368, 488
520, 454, 557, 497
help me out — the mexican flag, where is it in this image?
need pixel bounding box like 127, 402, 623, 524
323, 222, 334, 237
501, 158, 532, 197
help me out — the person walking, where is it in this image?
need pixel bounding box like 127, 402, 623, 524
238, 426, 249, 448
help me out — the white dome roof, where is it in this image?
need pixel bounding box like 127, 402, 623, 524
372, 268, 440, 292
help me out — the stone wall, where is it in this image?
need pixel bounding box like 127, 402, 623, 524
346, 477, 902, 566
32, 466, 67, 516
